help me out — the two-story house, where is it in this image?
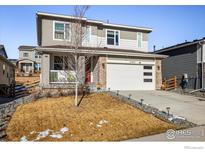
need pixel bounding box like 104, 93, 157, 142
155, 38, 205, 90
36, 12, 166, 91
18, 45, 41, 75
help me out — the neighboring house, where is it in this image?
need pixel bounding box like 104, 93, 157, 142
0, 45, 15, 96
154, 38, 205, 90
36, 12, 166, 91
18, 45, 41, 75
8, 59, 18, 66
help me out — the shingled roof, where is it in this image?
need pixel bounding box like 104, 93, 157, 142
154, 37, 205, 54
18, 45, 36, 51
0, 45, 8, 58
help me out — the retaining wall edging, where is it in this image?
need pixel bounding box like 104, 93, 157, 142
0, 93, 39, 139
107, 91, 197, 128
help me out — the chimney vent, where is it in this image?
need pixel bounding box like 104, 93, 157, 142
153, 45, 156, 52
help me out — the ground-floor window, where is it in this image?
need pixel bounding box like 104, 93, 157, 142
54, 56, 63, 70
143, 65, 153, 83
53, 55, 75, 70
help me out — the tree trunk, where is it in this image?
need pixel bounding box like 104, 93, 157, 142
75, 81, 78, 106
74, 54, 78, 106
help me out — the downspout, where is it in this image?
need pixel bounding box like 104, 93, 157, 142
200, 41, 204, 90
190, 41, 204, 93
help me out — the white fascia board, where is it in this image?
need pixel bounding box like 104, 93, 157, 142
36, 12, 152, 32
103, 23, 152, 32
36, 12, 87, 21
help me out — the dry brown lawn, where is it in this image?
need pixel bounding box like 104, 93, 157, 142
6, 93, 176, 141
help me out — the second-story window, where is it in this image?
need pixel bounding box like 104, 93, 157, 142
137, 32, 142, 48
2, 64, 5, 75
35, 52, 41, 59
54, 22, 71, 40
107, 30, 119, 46
23, 52, 29, 57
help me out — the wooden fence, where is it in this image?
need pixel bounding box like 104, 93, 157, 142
15, 80, 40, 98
162, 76, 177, 91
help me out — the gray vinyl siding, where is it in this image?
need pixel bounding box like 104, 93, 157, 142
161, 44, 200, 89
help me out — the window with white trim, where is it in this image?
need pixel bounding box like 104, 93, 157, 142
53, 56, 75, 70
54, 22, 71, 40
54, 56, 63, 70
35, 52, 41, 59
23, 52, 29, 57
107, 30, 119, 46
3, 64, 5, 75
137, 32, 142, 48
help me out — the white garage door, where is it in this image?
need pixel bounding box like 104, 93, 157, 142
107, 63, 155, 90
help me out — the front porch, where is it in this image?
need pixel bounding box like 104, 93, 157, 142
17, 59, 41, 76
40, 52, 106, 90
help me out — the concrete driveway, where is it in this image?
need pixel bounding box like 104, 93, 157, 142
119, 90, 205, 125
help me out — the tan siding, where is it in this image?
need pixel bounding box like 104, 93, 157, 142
120, 30, 136, 40
0, 59, 15, 85
41, 18, 149, 52
143, 33, 148, 41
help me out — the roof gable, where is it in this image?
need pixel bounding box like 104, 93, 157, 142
0, 45, 8, 58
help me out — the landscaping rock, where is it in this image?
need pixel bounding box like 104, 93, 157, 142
0, 131, 6, 138
108, 91, 197, 128
49, 91, 60, 98
0, 93, 40, 140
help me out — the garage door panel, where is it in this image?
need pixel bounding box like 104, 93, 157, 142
107, 63, 155, 90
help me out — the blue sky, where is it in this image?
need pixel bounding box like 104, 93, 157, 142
1, 5, 205, 59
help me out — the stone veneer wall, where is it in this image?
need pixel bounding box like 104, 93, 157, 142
98, 56, 106, 89
92, 56, 106, 90
0, 94, 39, 139
155, 59, 162, 90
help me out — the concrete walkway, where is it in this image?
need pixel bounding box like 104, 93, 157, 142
127, 126, 205, 141
119, 90, 205, 125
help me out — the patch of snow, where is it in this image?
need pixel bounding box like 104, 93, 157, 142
30, 131, 36, 135
168, 117, 173, 121
35, 129, 51, 141
98, 119, 108, 125
60, 127, 69, 134
50, 133, 63, 139
20, 136, 28, 142
96, 119, 108, 128
96, 124, 102, 128
168, 115, 186, 121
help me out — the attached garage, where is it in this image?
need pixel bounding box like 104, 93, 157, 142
106, 57, 155, 90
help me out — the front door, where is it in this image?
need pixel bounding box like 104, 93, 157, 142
85, 57, 91, 84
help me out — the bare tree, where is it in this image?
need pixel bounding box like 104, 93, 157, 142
51, 6, 98, 106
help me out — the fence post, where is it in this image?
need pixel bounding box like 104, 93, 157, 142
174, 76, 177, 89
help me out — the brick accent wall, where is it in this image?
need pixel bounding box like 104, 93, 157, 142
155, 59, 162, 90
92, 56, 106, 90
98, 56, 106, 88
